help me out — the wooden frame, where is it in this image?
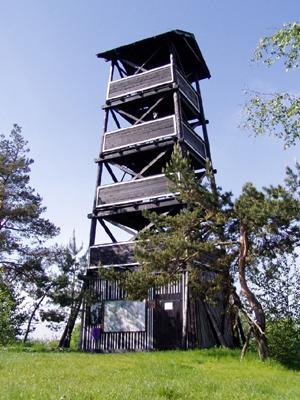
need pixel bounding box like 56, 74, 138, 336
81, 31, 232, 353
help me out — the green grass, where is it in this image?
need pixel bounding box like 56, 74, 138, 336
0, 348, 299, 400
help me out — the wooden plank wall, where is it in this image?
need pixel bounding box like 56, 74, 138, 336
103, 116, 175, 152
81, 276, 153, 352
182, 123, 206, 160
90, 242, 135, 267
108, 65, 172, 100
176, 71, 199, 111
81, 273, 232, 352
97, 175, 172, 208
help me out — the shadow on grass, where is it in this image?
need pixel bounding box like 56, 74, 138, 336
275, 357, 300, 371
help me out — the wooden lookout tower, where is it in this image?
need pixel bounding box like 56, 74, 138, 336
80, 30, 233, 352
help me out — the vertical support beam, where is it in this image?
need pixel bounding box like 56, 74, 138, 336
106, 62, 114, 100
195, 80, 212, 162
195, 80, 218, 197
182, 270, 189, 349
170, 51, 183, 142
89, 163, 102, 247
89, 109, 109, 247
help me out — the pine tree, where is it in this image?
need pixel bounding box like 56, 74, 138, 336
0, 125, 59, 283
104, 146, 300, 360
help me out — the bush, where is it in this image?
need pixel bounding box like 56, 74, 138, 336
267, 318, 300, 367
0, 280, 24, 345
70, 324, 81, 350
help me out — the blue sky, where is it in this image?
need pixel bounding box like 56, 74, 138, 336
0, 0, 299, 248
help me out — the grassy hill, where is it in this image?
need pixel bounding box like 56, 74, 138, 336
0, 347, 299, 399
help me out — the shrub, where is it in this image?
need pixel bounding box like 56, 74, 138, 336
267, 318, 300, 367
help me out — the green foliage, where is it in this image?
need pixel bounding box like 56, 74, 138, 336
267, 318, 300, 367
0, 278, 25, 344
103, 145, 300, 361
3, 340, 59, 352
243, 92, 300, 148
235, 181, 300, 247
70, 323, 81, 350
243, 22, 300, 148
103, 145, 232, 304
254, 22, 300, 69
251, 257, 300, 320
0, 280, 16, 344
0, 124, 59, 283
0, 349, 299, 399
40, 233, 87, 336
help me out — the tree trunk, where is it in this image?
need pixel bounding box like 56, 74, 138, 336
58, 287, 84, 348
23, 294, 46, 343
240, 327, 253, 360
238, 224, 268, 360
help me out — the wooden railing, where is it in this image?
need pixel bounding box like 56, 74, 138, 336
96, 174, 175, 209
108, 64, 173, 100
107, 64, 200, 112
90, 241, 136, 267
103, 116, 176, 153
182, 123, 206, 160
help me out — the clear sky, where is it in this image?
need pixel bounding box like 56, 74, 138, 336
0, 0, 299, 248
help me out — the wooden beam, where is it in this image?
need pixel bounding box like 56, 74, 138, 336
106, 219, 137, 236
132, 149, 168, 181
89, 108, 108, 247
108, 63, 115, 84
120, 58, 147, 73
115, 108, 140, 124
133, 97, 164, 126
110, 109, 121, 129
115, 60, 127, 78
100, 139, 174, 162
98, 218, 117, 243
182, 270, 189, 349
170, 51, 183, 141
104, 162, 118, 183
204, 302, 227, 347
190, 120, 209, 129
133, 46, 162, 75
183, 37, 203, 67
195, 80, 212, 162
110, 162, 136, 177
120, 171, 127, 182
131, 211, 170, 239
103, 85, 173, 109
171, 43, 185, 75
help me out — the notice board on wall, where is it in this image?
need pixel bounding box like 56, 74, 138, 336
104, 300, 146, 332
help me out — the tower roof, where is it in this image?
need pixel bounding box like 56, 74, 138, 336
97, 30, 211, 82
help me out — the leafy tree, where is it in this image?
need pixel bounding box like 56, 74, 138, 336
0, 124, 59, 283
243, 23, 300, 361
104, 146, 300, 361
243, 22, 300, 148
267, 317, 300, 367
254, 22, 300, 70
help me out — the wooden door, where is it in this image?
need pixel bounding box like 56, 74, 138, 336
153, 295, 182, 349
